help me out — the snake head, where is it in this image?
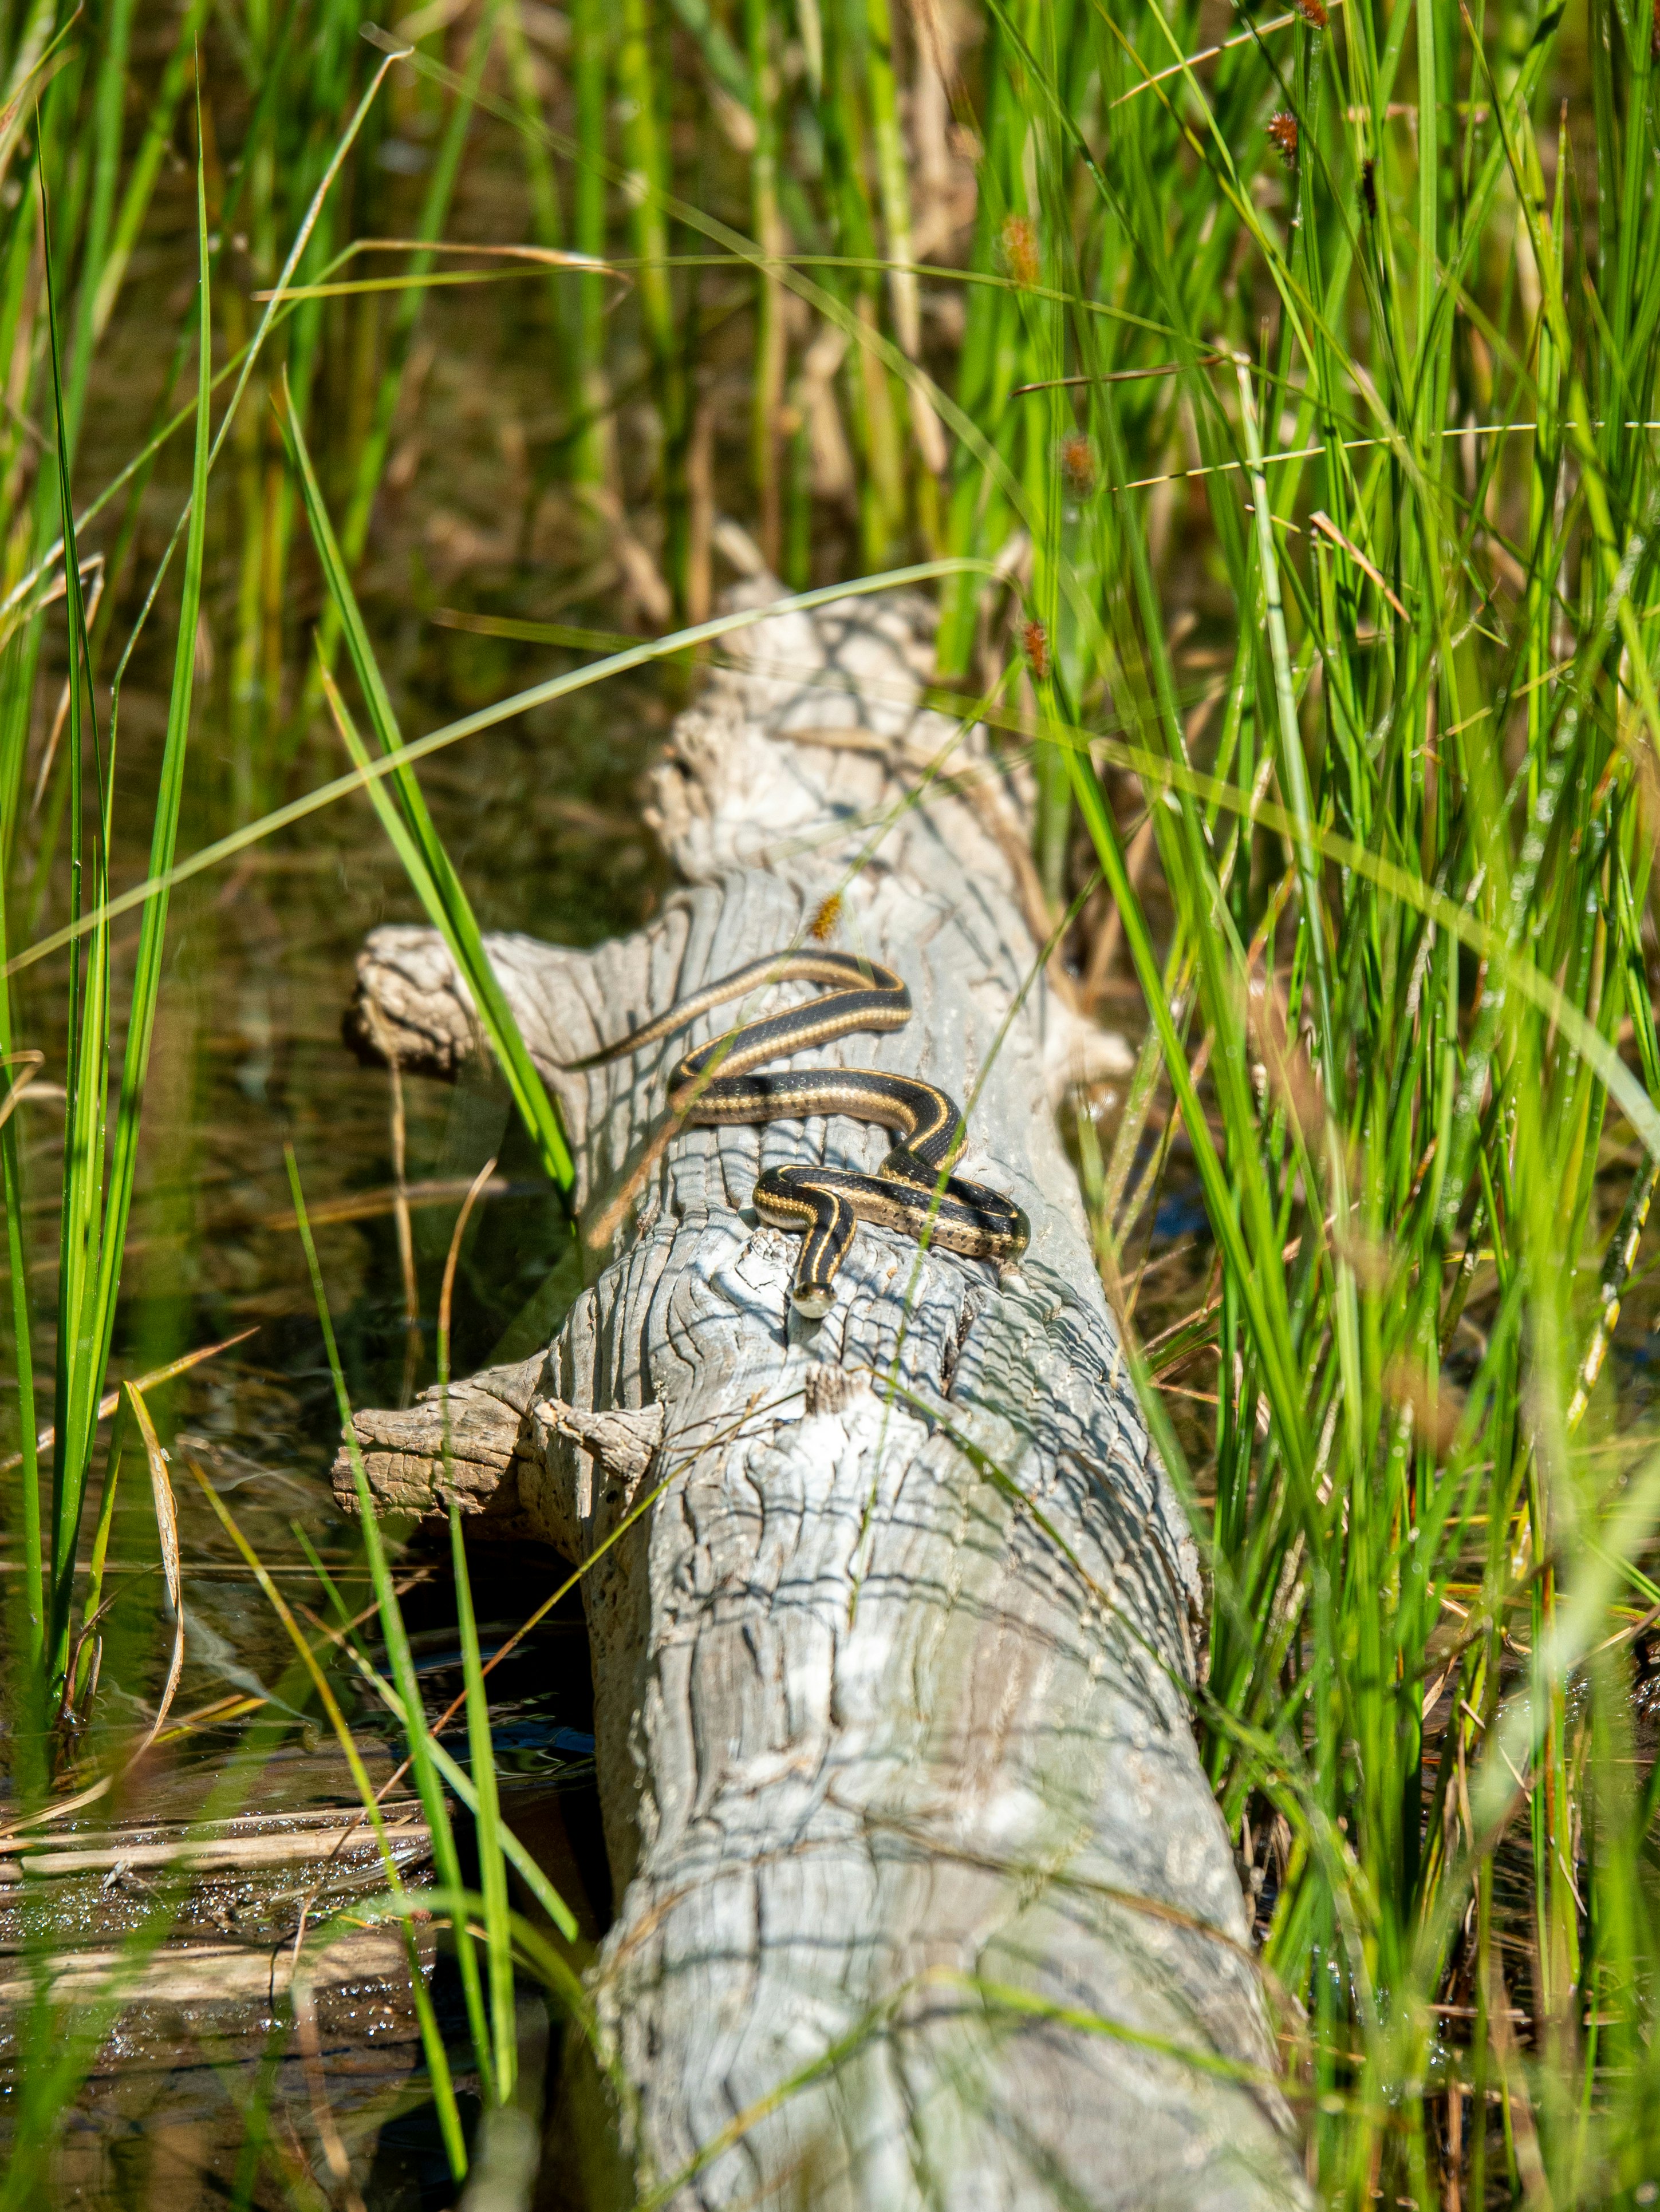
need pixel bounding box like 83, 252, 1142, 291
791, 1284, 837, 1321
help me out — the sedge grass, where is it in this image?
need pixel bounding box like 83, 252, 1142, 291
44, 112, 215, 1694
283, 386, 578, 1195
1, 1, 1659, 2204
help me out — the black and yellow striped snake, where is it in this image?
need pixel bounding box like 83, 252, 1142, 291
570, 951, 1030, 1318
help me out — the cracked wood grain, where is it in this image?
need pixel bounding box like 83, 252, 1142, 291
334, 580, 1307, 2209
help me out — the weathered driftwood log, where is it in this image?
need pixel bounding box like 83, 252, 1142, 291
336, 585, 1307, 2209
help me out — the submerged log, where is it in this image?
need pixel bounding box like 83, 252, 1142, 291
0, 1803, 437, 2076
337, 584, 1307, 2207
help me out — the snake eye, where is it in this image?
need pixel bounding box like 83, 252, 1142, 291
792, 1285, 836, 1321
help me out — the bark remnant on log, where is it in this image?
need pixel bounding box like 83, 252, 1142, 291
336, 583, 1308, 2208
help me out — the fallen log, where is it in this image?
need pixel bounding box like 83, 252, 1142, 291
0, 1805, 431, 1882
0, 1927, 423, 2010
337, 582, 1308, 2207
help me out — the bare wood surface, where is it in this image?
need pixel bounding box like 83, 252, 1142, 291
338, 583, 1306, 2208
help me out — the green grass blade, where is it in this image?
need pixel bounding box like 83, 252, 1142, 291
304, 1555, 584, 1953
449, 1497, 519, 2100
190, 1440, 472, 2180
283, 1144, 491, 2148
40, 153, 111, 1690
60, 0, 137, 453
88, 0, 214, 341
65, 116, 212, 1656
284, 392, 577, 1194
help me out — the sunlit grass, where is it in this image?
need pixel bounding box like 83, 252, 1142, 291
0, 0, 1656, 2203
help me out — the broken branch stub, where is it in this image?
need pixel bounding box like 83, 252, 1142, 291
336, 582, 1307, 2207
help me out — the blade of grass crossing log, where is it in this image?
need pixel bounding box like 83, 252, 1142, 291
283, 1147, 487, 2148
283, 394, 575, 1195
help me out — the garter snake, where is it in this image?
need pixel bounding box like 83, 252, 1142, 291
570, 950, 1030, 1318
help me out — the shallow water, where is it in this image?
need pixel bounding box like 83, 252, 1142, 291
1, 616, 668, 2201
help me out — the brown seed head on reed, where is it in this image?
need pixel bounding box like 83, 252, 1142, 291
1022, 618, 1051, 680
808, 893, 842, 943
1291, 0, 1328, 26
1060, 430, 1097, 495
1000, 214, 1040, 290
1267, 111, 1299, 168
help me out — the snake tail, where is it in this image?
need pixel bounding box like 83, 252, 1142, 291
565, 950, 909, 1072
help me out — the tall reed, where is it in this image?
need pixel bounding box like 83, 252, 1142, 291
2, 2, 1659, 2203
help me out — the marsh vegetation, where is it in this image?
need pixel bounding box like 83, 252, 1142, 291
0, 0, 1658, 2203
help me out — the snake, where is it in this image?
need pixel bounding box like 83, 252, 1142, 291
570, 950, 1031, 1318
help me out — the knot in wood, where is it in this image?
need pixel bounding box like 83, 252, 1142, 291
801, 1362, 869, 1417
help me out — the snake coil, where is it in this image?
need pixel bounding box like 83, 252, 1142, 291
570, 950, 1030, 1318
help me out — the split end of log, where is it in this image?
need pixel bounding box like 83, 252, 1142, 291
340, 925, 491, 1083
330, 1358, 667, 1558
330, 1356, 548, 1540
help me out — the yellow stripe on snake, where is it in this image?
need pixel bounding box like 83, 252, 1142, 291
570, 951, 1031, 1318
